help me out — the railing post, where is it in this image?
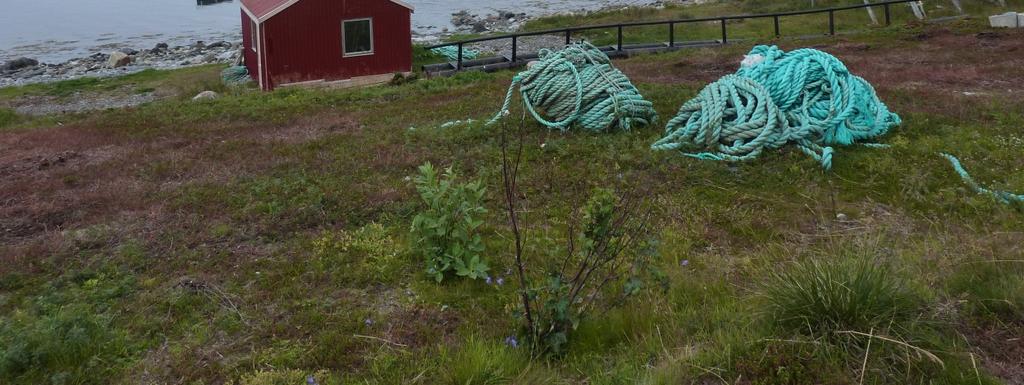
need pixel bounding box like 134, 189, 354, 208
884, 3, 891, 25
720, 18, 727, 44
457, 43, 463, 70
565, 29, 572, 45
828, 9, 835, 35
669, 22, 675, 47
511, 36, 517, 62
617, 25, 623, 51
773, 15, 780, 37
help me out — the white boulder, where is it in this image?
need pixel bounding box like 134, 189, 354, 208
107, 51, 132, 68
192, 90, 219, 101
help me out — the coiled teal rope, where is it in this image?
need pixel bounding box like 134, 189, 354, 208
652, 45, 900, 169
221, 66, 251, 85
940, 153, 1024, 205
488, 42, 657, 132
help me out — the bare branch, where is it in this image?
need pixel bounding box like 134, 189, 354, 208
501, 118, 536, 342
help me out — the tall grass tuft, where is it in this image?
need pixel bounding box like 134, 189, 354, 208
443, 336, 536, 385
0, 108, 18, 129
757, 258, 955, 382
762, 258, 919, 338
946, 260, 1024, 323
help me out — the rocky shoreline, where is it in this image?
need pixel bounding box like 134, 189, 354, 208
1, 0, 697, 88
0, 41, 242, 88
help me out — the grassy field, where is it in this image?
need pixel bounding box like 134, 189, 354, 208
1, 3, 1023, 385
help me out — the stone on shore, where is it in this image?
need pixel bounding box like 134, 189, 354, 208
107, 51, 132, 68
192, 90, 219, 101
150, 42, 169, 54
2, 57, 39, 72
1, 39, 243, 88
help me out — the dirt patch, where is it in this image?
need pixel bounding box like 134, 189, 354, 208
256, 114, 361, 144
0, 150, 81, 178
619, 27, 1024, 100
619, 47, 739, 85
963, 324, 1024, 384
380, 305, 461, 348
0, 110, 364, 257
820, 29, 1024, 95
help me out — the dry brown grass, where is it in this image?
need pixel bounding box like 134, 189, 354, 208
0, 108, 365, 272
619, 27, 1024, 111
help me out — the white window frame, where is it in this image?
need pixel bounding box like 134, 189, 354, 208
250, 19, 258, 52
342, 18, 374, 57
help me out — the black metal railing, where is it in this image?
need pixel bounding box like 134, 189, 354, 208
425, 0, 921, 72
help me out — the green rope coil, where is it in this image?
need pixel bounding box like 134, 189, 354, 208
221, 66, 252, 85
940, 153, 1024, 205
488, 42, 657, 132
432, 46, 480, 61
652, 45, 900, 169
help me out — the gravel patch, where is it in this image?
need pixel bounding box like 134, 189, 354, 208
467, 35, 568, 59
11, 92, 159, 116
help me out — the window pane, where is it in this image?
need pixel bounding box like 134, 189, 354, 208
250, 20, 257, 51
344, 20, 372, 54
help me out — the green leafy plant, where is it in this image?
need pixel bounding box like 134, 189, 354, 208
410, 162, 489, 282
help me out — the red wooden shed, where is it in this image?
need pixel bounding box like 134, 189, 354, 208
240, 0, 414, 91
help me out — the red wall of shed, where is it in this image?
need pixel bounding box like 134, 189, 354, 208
240, 10, 260, 85
261, 0, 412, 89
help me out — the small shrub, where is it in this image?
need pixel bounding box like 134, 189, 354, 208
528, 189, 664, 355
312, 222, 402, 282
762, 258, 919, 337
498, 121, 665, 356
410, 162, 489, 282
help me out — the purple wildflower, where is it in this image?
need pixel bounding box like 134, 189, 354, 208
364, 318, 374, 326
680, 259, 689, 267
306, 375, 319, 385
496, 277, 504, 286
505, 335, 519, 348
485, 275, 493, 285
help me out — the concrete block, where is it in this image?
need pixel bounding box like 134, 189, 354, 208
989, 12, 1019, 28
